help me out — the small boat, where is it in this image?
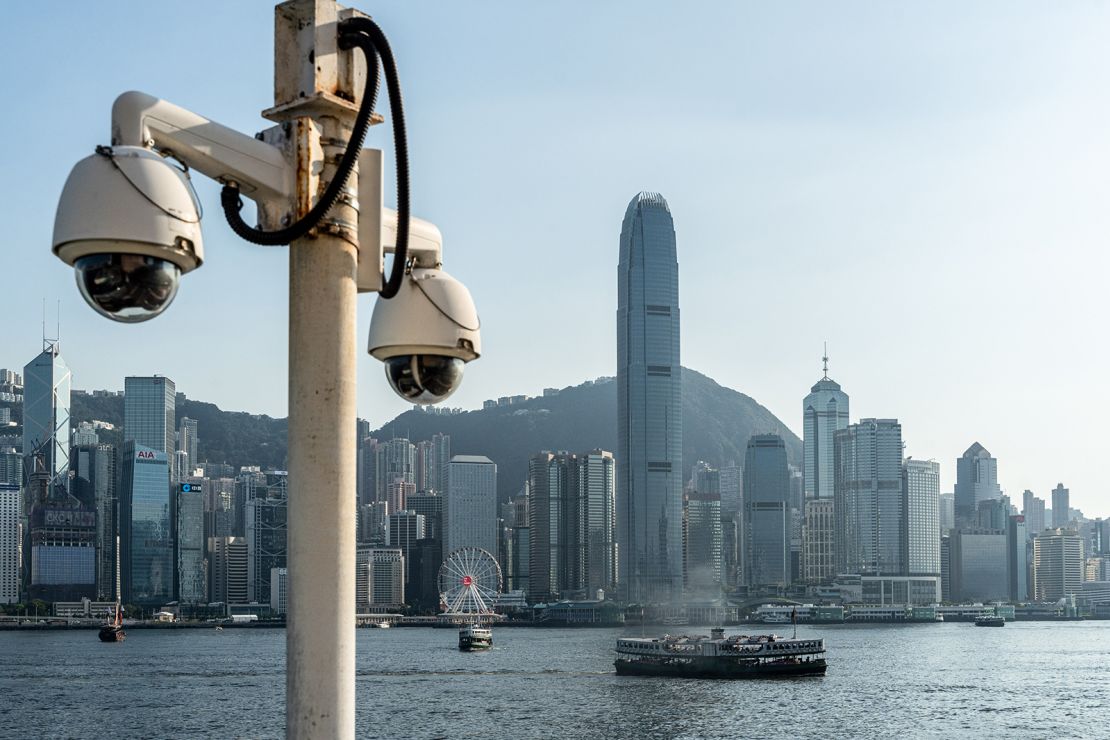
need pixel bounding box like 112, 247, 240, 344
974, 616, 1006, 627
615, 628, 826, 679
98, 602, 126, 643
367, 620, 391, 629
459, 623, 493, 651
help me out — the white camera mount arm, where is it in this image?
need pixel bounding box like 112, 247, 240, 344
111, 90, 294, 204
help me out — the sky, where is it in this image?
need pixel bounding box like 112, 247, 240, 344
2, 1, 1108, 516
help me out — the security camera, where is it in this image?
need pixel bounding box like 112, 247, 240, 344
367, 267, 481, 403
53, 145, 204, 323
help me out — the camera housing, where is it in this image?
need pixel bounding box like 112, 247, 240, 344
53, 145, 203, 322
368, 267, 481, 403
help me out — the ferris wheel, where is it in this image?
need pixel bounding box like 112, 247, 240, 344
438, 547, 502, 615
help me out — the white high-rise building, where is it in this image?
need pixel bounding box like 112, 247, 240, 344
446, 456, 498, 559
903, 458, 940, 577
0, 484, 20, 604
803, 351, 849, 501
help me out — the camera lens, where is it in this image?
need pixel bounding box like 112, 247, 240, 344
383, 355, 465, 403
74, 254, 180, 323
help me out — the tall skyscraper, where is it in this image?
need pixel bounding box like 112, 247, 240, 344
954, 443, 1001, 526
177, 417, 198, 474
1023, 490, 1046, 539
835, 419, 904, 576
245, 472, 288, 604
124, 376, 176, 454
176, 481, 206, 603
207, 535, 248, 604
802, 498, 835, 583
71, 442, 117, 600
683, 491, 722, 594
1050, 484, 1070, 528
744, 434, 790, 589
802, 351, 849, 501
119, 441, 173, 606
528, 450, 617, 602
0, 483, 20, 604
617, 191, 683, 603
445, 455, 497, 558
903, 458, 940, 578
22, 341, 71, 485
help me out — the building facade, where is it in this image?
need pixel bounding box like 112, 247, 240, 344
245, 473, 288, 605
903, 458, 940, 578
176, 481, 206, 603
445, 456, 498, 559
802, 357, 849, 501
803, 498, 836, 583
1033, 529, 1084, 601
22, 342, 71, 484
1050, 484, 1070, 529
124, 377, 176, 480
954, 442, 1000, 526
1022, 490, 1045, 539
617, 191, 683, 603
835, 419, 904, 577
119, 442, 173, 606
0, 484, 20, 604
744, 434, 790, 589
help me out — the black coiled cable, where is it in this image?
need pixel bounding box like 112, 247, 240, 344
221, 16, 410, 299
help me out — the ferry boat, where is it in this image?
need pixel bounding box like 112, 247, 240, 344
974, 616, 1005, 627
459, 624, 493, 651
614, 628, 826, 679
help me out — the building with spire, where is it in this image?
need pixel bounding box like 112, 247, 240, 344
802, 347, 849, 501
617, 191, 683, 603
22, 340, 71, 487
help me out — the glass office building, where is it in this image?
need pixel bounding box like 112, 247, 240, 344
22, 343, 70, 483
124, 376, 176, 480
617, 191, 682, 603
835, 419, 905, 576
744, 434, 791, 589
803, 359, 849, 501
119, 442, 173, 606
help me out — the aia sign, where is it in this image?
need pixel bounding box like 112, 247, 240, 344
136, 450, 157, 460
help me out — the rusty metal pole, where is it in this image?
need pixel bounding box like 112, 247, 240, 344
263, 2, 368, 737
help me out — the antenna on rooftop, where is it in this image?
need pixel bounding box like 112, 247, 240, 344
822, 342, 829, 379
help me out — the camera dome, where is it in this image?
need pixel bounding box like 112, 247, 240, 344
383, 354, 465, 404
75, 254, 180, 323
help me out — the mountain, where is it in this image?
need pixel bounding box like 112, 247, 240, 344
70, 393, 288, 471
69, 367, 800, 500
374, 367, 800, 503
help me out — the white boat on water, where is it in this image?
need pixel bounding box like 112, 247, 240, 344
459, 624, 493, 651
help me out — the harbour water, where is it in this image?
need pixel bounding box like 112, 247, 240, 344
2, 622, 1108, 738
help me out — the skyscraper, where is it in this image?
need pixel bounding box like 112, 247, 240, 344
1033, 528, 1084, 601
835, 419, 904, 576
124, 376, 176, 481
445, 455, 497, 558
1050, 484, 1070, 528
119, 441, 172, 606
71, 442, 116, 600
903, 458, 940, 578
617, 191, 682, 603
744, 434, 790, 589
803, 351, 849, 501
176, 480, 205, 604
245, 472, 288, 604
954, 443, 1001, 526
22, 341, 71, 484
0, 483, 19, 604
177, 417, 198, 474
1023, 490, 1046, 539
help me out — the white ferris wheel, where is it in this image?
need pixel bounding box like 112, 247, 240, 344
438, 547, 502, 616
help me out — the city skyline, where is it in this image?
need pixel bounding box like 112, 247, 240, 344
4, 2, 1109, 514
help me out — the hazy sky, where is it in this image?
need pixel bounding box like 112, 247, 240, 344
3, 2, 1108, 515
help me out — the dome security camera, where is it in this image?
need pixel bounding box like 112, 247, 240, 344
368, 267, 481, 403
53, 145, 204, 322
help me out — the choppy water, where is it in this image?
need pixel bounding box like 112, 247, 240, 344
1, 621, 1108, 738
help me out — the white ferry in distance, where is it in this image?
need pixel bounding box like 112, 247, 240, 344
615, 628, 827, 679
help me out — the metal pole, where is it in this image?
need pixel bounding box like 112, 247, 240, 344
287, 220, 358, 737
279, 4, 362, 736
